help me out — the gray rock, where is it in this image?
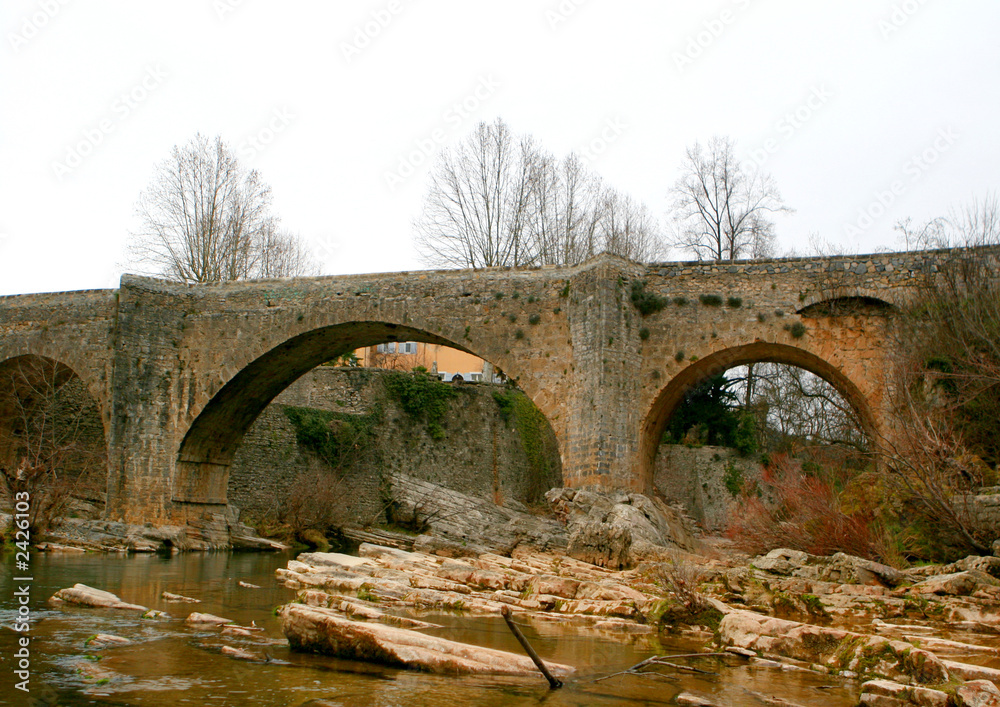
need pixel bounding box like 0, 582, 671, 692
567, 520, 632, 570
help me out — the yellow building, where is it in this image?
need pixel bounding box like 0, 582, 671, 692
354, 342, 502, 383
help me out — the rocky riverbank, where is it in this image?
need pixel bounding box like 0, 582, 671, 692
30, 479, 1000, 705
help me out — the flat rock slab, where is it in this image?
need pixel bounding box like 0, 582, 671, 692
186, 612, 234, 625
280, 603, 574, 677
162, 591, 200, 603
955, 679, 1000, 706
50, 584, 147, 612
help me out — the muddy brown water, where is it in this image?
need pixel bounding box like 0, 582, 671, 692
0, 550, 860, 706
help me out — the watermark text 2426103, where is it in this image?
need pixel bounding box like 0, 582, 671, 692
12, 491, 34, 693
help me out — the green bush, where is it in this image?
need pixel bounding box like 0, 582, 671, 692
726, 296, 743, 309
699, 294, 723, 307
383, 370, 458, 439
631, 280, 668, 315
639, 327, 650, 341
282, 405, 381, 468
528, 313, 541, 325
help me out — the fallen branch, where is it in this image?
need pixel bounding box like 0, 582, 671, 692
592, 652, 728, 682
500, 606, 563, 689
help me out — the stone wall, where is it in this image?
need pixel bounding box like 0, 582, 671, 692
227, 366, 562, 525
653, 444, 764, 532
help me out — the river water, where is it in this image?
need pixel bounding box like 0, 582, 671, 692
0, 550, 859, 706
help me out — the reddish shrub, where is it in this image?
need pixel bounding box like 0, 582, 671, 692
725, 456, 881, 560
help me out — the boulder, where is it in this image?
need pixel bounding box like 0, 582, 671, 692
906, 571, 998, 597
162, 591, 200, 603
85, 634, 131, 648
186, 612, 234, 626
955, 680, 1000, 707
279, 603, 574, 677
566, 519, 632, 569
751, 548, 811, 575
49, 584, 147, 612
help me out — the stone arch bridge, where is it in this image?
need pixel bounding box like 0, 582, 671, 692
0, 250, 955, 524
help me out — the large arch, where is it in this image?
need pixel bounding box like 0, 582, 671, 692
637, 342, 878, 492
173, 320, 555, 505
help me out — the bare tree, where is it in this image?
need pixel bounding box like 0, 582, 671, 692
416, 119, 665, 269
129, 133, 318, 283
599, 188, 663, 263
415, 119, 538, 269
670, 136, 791, 262
529, 153, 603, 266
0, 359, 105, 532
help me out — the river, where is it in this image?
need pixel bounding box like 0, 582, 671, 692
0, 550, 859, 706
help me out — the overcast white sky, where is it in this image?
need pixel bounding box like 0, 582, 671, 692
1, 1, 998, 296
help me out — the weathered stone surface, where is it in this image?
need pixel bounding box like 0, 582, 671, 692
381, 474, 567, 555
955, 680, 1000, 707
161, 591, 200, 603
860, 679, 950, 707
549, 486, 697, 568
751, 548, 811, 575
566, 519, 633, 569
85, 634, 132, 648
186, 612, 233, 626
279, 603, 574, 677
718, 610, 948, 684
906, 571, 998, 597
49, 584, 147, 612
942, 660, 1000, 683
220, 645, 263, 662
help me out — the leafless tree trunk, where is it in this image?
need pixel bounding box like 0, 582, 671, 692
0, 358, 106, 532
129, 133, 318, 282
670, 136, 790, 262
416, 119, 665, 269
415, 120, 539, 269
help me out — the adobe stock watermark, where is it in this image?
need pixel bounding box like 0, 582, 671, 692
10, 491, 34, 693
577, 117, 626, 164
341, 0, 408, 64
382, 74, 501, 192
545, 0, 590, 30
843, 127, 958, 239
7, 0, 72, 53
238, 106, 295, 161
878, 0, 931, 39
50, 63, 168, 181
748, 84, 833, 168
214, 0, 249, 21
311, 234, 342, 269
673, 0, 752, 73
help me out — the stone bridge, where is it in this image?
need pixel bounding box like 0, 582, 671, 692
0, 250, 956, 523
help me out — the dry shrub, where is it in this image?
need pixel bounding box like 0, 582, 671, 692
272, 469, 351, 537
0, 358, 107, 534
725, 455, 883, 561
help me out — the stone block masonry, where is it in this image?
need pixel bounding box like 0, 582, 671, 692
0, 247, 985, 524
228, 366, 561, 524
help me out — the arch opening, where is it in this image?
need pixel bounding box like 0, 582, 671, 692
639, 342, 877, 495
175, 322, 562, 522
0, 355, 108, 525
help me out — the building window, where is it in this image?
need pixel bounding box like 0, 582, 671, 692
376, 341, 416, 355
